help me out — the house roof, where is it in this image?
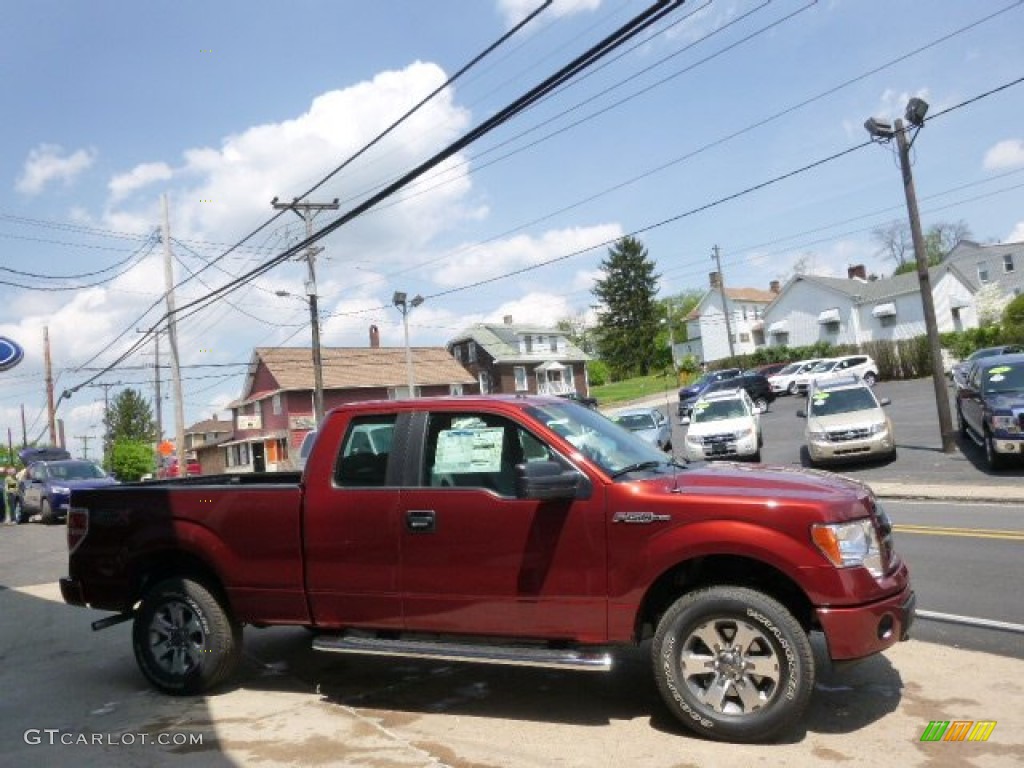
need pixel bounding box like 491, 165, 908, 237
945, 239, 1024, 293
448, 323, 590, 363
685, 286, 777, 320
185, 418, 230, 435
238, 346, 476, 403
764, 263, 975, 312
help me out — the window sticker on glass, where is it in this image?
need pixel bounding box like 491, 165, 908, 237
988, 366, 1011, 376
435, 428, 504, 473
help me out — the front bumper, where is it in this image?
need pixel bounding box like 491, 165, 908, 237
808, 431, 894, 463
990, 435, 1024, 455
817, 586, 916, 661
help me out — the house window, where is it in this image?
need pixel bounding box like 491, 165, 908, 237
825, 322, 839, 334
739, 333, 750, 343
524, 336, 533, 354
742, 306, 748, 320
978, 262, 990, 283
272, 393, 282, 415
467, 343, 477, 363
387, 386, 420, 399
478, 371, 490, 394
450, 383, 463, 396
1004, 253, 1016, 273
549, 336, 558, 352
880, 315, 896, 327
514, 366, 528, 391
453, 345, 463, 362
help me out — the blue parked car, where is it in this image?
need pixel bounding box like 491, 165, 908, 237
677, 368, 742, 422
16, 460, 118, 525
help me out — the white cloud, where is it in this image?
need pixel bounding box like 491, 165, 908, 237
109, 162, 174, 201
984, 139, 1024, 171
1007, 222, 1024, 242
16, 143, 96, 195
103, 61, 475, 274
497, 0, 601, 28
484, 292, 581, 327
431, 224, 623, 287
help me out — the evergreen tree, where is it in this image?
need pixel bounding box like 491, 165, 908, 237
104, 388, 157, 444
592, 236, 660, 378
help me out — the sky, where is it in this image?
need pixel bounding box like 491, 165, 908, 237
2, 0, 1023, 459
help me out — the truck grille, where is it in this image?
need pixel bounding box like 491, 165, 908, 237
826, 427, 870, 443
700, 433, 737, 457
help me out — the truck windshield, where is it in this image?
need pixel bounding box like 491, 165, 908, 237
525, 401, 669, 478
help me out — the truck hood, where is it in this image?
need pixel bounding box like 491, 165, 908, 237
640, 461, 874, 519
987, 392, 1024, 413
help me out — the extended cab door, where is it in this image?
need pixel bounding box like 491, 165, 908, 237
398, 408, 608, 642
303, 412, 404, 629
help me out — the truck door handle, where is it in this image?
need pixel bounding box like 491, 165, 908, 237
405, 509, 436, 533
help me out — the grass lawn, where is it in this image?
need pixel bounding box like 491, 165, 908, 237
590, 373, 681, 407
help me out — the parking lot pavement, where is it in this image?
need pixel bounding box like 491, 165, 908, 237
616, 377, 1024, 502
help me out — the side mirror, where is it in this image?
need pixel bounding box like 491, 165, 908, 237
796, 410, 807, 418
515, 461, 587, 501
879, 397, 891, 406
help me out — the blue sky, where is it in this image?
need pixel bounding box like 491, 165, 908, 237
2, 0, 1023, 457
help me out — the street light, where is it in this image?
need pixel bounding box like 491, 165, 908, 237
277, 288, 325, 425
864, 97, 955, 453
393, 291, 424, 398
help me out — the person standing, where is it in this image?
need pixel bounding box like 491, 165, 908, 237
4, 467, 18, 525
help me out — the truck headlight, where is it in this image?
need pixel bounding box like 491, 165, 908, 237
685, 434, 702, 446
808, 429, 827, 441
991, 415, 1019, 433
734, 428, 753, 440
811, 520, 883, 577
868, 421, 888, 436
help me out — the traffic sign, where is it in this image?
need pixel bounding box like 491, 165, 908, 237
0, 336, 24, 372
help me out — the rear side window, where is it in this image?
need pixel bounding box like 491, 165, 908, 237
334, 415, 397, 487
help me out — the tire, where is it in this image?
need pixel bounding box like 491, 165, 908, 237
984, 430, 1007, 471
753, 397, 769, 413
40, 499, 55, 525
787, 382, 798, 396
652, 586, 814, 743
132, 577, 241, 695
14, 497, 26, 524
862, 372, 877, 387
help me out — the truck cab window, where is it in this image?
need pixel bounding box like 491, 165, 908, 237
334, 415, 396, 487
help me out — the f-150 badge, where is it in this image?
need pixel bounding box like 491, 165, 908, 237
612, 511, 671, 524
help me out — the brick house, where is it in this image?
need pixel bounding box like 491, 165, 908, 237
222, 343, 477, 472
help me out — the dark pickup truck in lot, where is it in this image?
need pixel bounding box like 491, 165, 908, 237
61, 395, 914, 743
955, 352, 1024, 469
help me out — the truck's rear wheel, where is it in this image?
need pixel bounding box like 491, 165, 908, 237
132, 577, 241, 695
652, 586, 813, 743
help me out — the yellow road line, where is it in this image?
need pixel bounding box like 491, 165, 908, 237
893, 524, 1024, 541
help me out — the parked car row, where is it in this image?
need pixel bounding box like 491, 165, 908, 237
677, 369, 775, 423
767, 355, 878, 396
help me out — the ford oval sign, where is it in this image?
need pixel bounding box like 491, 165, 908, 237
0, 336, 25, 372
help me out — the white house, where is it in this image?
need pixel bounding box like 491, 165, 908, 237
944, 239, 1024, 301
675, 272, 779, 364
761, 264, 978, 349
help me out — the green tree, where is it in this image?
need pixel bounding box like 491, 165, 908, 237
109, 439, 155, 481
1003, 292, 1024, 341
592, 236, 660, 378
104, 388, 156, 444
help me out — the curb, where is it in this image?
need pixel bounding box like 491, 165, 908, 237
868, 483, 1024, 504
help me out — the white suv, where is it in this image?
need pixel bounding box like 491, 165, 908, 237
684, 389, 763, 462
769, 359, 823, 395
813, 354, 878, 388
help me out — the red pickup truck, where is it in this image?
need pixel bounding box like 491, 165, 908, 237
61, 395, 914, 743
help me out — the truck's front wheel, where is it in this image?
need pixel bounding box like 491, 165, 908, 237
652, 586, 814, 743
132, 577, 241, 695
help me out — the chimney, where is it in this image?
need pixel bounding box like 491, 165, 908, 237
847, 264, 867, 281
769, 280, 780, 294
369, 324, 380, 348
503, 315, 513, 325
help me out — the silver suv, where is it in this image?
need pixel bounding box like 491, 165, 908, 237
798, 376, 894, 465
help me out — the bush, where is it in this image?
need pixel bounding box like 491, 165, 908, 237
587, 359, 609, 387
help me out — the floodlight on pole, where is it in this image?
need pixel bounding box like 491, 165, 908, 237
863, 97, 954, 453
393, 292, 425, 398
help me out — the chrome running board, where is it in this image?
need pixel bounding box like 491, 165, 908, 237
312, 634, 613, 672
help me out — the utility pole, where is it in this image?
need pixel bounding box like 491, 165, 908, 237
76, 435, 92, 460
139, 327, 164, 441
271, 197, 339, 425
162, 195, 188, 473
865, 99, 955, 453
711, 245, 736, 360
93, 382, 116, 467
20, 404, 27, 448
44, 326, 58, 446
